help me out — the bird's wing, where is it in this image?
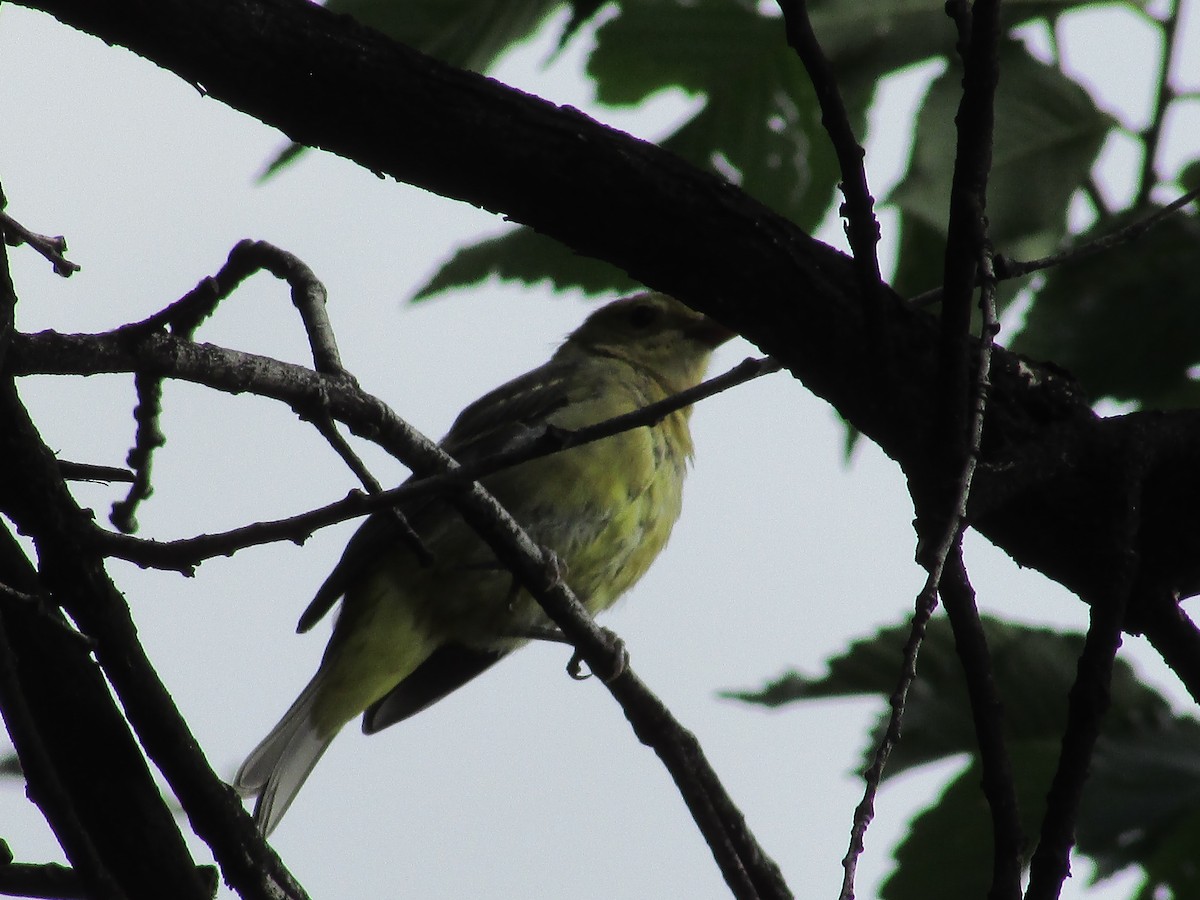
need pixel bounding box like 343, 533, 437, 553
361, 643, 508, 733
297, 359, 583, 634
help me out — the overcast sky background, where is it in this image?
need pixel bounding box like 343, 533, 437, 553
2, 3, 1198, 898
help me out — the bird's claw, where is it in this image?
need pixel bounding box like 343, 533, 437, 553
566, 627, 629, 683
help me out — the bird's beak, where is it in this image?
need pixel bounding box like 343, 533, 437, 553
687, 316, 738, 349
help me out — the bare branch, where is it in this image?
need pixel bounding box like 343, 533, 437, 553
70, 348, 780, 572
56, 461, 134, 484
1025, 502, 1139, 899
776, 0, 883, 296
0, 212, 80, 278
1136, 0, 1181, 207
908, 186, 1200, 308
306, 414, 434, 567
108, 241, 357, 534
845, 3, 1022, 897
108, 371, 165, 533
0, 596, 121, 900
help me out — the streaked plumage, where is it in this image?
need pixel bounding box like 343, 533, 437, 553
234, 292, 731, 834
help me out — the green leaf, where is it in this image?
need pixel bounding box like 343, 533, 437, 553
416, 0, 870, 299
1011, 207, 1200, 409
889, 39, 1114, 262
724, 615, 1173, 778
881, 745, 1058, 900
414, 226, 640, 300
1079, 723, 1200, 887
807, 0, 1111, 87
1128, 805, 1200, 898
729, 613, 1200, 891
889, 212, 946, 300
1178, 158, 1200, 194
589, 0, 865, 231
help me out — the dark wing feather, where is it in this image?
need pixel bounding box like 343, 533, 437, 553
362, 644, 508, 734
297, 358, 579, 633
297, 511, 411, 633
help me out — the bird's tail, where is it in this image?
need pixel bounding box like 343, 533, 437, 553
234, 672, 337, 837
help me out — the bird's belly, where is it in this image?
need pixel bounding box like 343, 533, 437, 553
424, 446, 685, 649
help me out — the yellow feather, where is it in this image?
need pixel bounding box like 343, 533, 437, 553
234, 293, 731, 834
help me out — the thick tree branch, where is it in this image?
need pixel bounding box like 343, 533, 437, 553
0, 535, 123, 900
0, 396, 312, 900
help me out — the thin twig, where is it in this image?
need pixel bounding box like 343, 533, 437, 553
92, 356, 782, 572
931, 3, 1022, 896
108, 241, 353, 534
0, 212, 80, 278
844, 3, 1021, 898
248, 242, 346, 376
839, 586, 937, 900
908, 185, 1200, 308
997, 185, 1200, 282
109, 372, 165, 533
841, 251, 999, 900
1136, 0, 1180, 207
776, 0, 882, 296
56, 461, 135, 484
1024, 542, 1136, 899
307, 413, 434, 566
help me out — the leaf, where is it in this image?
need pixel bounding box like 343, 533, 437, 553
1128, 804, 1200, 898
418, 0, 870, 299
414, 227, 640, 300
807, 0, 1110, 87
1180, 159, 1200, 194
1079, 723, 1200, 886
725, 615, 1173, 778
889, 212, 947, 300
728, 613, 1200, 891
1011, 207, 1200, 409
889, 39, 1114, 278
589, 0, 865, 231
881, 746, 1059, 900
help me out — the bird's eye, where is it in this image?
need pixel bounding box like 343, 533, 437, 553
628, 303, 659, 329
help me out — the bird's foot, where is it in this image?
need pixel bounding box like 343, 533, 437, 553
567, 627, 629, 683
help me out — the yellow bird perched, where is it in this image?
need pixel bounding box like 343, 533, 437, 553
235, 292, 733, 835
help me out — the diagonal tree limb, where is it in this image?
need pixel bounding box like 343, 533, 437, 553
923, 3, 1022, 898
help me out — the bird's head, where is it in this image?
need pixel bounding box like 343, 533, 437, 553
560, 293, 735, 393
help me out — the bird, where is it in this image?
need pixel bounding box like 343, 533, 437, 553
234, 292, 733, 835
